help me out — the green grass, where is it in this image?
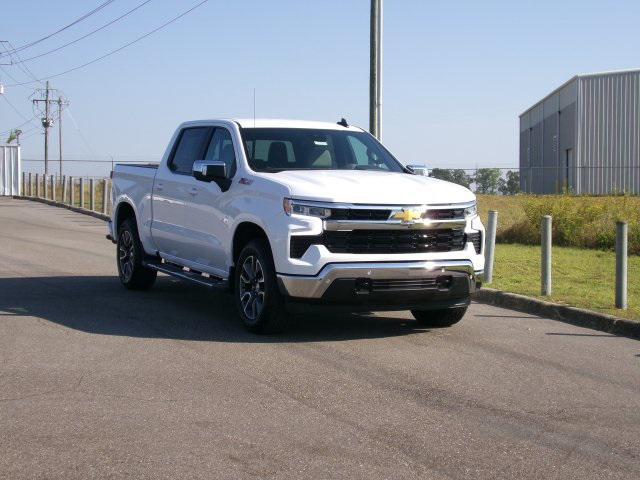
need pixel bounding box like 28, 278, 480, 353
491, 243, 640, 321
478, 194, 640, 254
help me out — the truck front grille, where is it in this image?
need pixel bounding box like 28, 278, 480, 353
290, 229, 467, 258
329, 208, 391, 221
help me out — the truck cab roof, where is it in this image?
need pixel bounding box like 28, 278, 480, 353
181, 118, 365, 132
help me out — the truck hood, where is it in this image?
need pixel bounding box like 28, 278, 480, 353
266, 170, 475, 205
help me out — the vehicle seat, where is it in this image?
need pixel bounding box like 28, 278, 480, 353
267, 142, 289, 169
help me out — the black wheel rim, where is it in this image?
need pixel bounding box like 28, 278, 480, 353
239, 255, 265, 321
118, 230, 135, 282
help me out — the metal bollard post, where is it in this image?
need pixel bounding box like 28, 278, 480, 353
22, 172, 26, 196
80, 177, 85, 209
102, 179, 108, 215
541, 215, 552, 296
28, 172, 32, 196
615, 221, 628, 309
70, 177, 75, 207
35, 173, 40, 198
62, 176, 68, 204
44, 174, 49, 199
484, 210, 498, 284
90, 178, 95, 211
51, 175, 56, 202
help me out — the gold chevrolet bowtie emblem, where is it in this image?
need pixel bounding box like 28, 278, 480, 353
392, 209, 423, 223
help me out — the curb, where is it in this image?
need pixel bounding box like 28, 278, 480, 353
13, 196, 109, 222
473, 288, 639, 340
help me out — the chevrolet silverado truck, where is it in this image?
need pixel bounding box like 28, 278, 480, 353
108, 119, 484, 332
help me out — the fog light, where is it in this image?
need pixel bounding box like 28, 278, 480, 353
436, 275, 452, 290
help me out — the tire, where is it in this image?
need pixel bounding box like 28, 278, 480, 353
234, 239, 287, 333
411, 306, 467, 328
117, 218, 157, 290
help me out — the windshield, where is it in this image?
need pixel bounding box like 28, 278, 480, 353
241, 128, 404, 173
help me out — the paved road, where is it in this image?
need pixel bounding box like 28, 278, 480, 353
1, 198, 639, 480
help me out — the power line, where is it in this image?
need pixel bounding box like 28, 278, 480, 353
6, 1, 208, 87
1, 41, 45, 86
0, 1, 117, 58
1, 94, 31, 122
12, 0, 154, 64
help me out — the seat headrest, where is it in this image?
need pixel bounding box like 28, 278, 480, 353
267, 142, 288, 168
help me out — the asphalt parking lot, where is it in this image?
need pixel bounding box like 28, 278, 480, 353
1, 198, 639, 479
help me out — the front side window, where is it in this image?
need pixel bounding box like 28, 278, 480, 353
241, 128, 403, 172
205, 127, 237, 177
169, 127, 210, 174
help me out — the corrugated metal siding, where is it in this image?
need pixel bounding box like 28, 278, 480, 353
577, 72, 640, 194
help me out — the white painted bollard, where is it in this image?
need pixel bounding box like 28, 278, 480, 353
44, 174, 49, 199
50, 175, 56, 202
28, 172, 32, 196
615, 221, 628, 309
80, 177, 85, 209
35, 173, 40, 198
70, 177, 75, 207
62, 176, 67, 204
541, 215, 552, 296
90, 178, 95, 211
22, 172, 26, 196
102, 179, 108, 215
484, 210, 498, 284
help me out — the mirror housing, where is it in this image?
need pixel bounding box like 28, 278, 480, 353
406, 164, 429, 176
193, 160, 227, 182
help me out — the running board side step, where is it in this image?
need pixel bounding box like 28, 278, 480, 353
142, 259, 228, 290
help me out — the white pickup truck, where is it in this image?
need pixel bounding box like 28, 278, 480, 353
108, 118, 484, 332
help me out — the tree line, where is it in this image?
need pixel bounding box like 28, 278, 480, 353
429, 168, 520, 195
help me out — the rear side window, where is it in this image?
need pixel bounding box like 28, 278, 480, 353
169, 127, 210, 174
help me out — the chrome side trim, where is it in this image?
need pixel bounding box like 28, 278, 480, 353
277, 260, 477, 299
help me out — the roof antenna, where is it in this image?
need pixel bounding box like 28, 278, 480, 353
337, 117, 349, 128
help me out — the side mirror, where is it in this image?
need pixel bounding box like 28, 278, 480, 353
406, 164, 429, 176
193, 160, 226, 182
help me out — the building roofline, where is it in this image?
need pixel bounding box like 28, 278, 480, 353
519, 68, 640, 118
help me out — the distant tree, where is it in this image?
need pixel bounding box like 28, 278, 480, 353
6, 129, 17, 144
498, 170, 520, 195
430, 168, 472, 189
474, 168, 502, 194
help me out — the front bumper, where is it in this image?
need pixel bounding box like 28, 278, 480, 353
277, 260, 483, 305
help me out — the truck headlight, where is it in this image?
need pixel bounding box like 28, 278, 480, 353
283, 198, 331, 218
464, 203, 478, 218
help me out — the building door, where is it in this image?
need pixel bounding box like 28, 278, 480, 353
565, 148, 573, 193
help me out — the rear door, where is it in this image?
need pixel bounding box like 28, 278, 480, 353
150, 126, 212, 261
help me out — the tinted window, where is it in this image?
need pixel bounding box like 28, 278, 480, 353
241, 128, 403, 172
204, 128, 237, 177
170, 127, 210, 174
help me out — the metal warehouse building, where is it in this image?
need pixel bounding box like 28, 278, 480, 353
519, 69, 640, 194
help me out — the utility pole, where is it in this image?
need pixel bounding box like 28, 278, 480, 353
32, 82, 66, 175
369, 0, 382, 139
32, 81, 55, 174
57, 96, 69, 176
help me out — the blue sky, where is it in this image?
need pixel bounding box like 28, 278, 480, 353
1, 0, 639, 176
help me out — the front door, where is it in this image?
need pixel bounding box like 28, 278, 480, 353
185, 126, 238, 276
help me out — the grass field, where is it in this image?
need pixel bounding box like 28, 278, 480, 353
477, 194, 640, 254
491, 243, 639, 320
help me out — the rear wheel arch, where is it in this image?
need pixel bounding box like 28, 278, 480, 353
114, 201, 136, 234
